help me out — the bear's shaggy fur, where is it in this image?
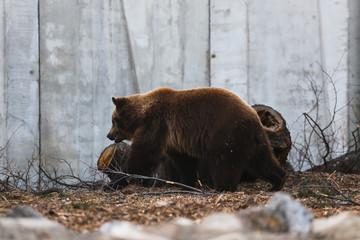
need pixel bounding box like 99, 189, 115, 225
107, 87, 286, 191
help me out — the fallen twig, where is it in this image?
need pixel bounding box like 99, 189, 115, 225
316, 192, 360, 206
139, 190, 213, 196
104, 169, 208, 195
302, 172, 360, 206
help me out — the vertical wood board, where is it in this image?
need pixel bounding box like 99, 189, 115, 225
3, 0, 39, 169
123, 0, 209, 93
0, 0, 357, 177
0, 1, 6, 150
210, 0, 249, 99
247, 1, 322, 126
348, 0, 360, 144
39, 0, 135, 175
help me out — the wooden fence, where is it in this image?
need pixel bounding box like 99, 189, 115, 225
0, 0, 359, 182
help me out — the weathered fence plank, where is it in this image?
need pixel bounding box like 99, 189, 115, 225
0, 0, 358, 179
0, 1, 6, 151
181, 0, 210, 89
2, 0, 39, 171
317, 0, 349, 147
247, 0, 324, 137
348, 0, 360, 143
210, 0, 249, 99
123, 0, 209, 92
39, 0, 135, 174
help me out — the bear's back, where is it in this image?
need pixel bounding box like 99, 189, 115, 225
168, 87, 259, 122
141, 87, 263, 154
138, 87, 261, 129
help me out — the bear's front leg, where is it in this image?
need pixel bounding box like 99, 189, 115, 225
107, 126, 166, 191
126, 137, 164, 174
103, 146, 162, 191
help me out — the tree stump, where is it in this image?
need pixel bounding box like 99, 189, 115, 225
97, 142, 172, 185
252, 104, 292, 167
97, 142, 130, 181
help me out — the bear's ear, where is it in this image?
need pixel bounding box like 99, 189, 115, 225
112, 97, 127, 109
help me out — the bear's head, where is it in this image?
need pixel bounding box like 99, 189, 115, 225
107, 97, 138, 143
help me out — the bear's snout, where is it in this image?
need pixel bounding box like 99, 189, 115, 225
107, 128, 123, 143
107, 132, 115, 141
107, 127, 117, 141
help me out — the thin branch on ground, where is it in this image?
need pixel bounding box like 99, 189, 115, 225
139, 190, 213, 196
104, 168, 208, 195
301, 171, 360, 206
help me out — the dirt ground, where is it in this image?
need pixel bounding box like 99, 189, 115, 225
0, 172, 359, 232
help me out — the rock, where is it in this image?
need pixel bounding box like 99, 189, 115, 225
172, 217, 195, 227
0, 217, 69, 240
146, 218, 195, 239
242, 206, 289, 233
205, 232, 248, 240
197, 213, 244, 233
240, 193, 313, 234
99, 220, 169, 240
266, 193, 314, 234
147, 213, 248, 240
1, 208, 116, 240
312, 212, 360, 240
6, 206, 43, 218
195, 213, 246, 239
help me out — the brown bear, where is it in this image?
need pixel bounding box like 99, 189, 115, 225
107, 87, 286, 191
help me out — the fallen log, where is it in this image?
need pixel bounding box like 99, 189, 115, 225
252, 104, 292, 167
97, 142, 130, 181
309, 151, 360, 174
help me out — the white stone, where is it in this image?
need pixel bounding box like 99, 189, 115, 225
99, 220, 169, 240
197, 213, 244, 235
207, 232, 248, 240
266, 192, 314, 234
172, 217, 195, 227
0, 218, 68, 240
312, 212, 360, 240
0, 217, 63, 230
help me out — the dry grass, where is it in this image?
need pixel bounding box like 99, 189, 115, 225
0, 172, 359, 232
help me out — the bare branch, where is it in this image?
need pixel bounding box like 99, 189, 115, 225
103, 168, 207, 194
